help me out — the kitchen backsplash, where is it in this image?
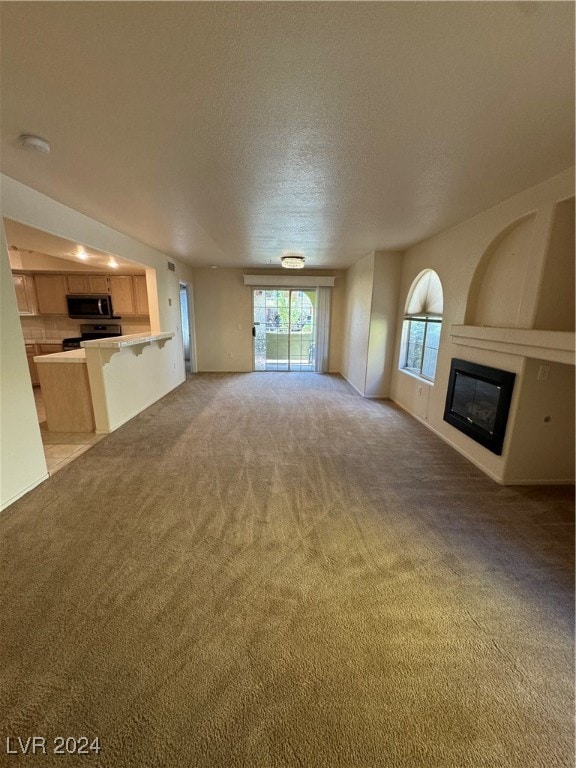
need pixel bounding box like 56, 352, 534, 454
21, 316, 151, 342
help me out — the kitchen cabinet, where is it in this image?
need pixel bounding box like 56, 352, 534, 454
89, 275, 110, 293
25, 342, 64, 386
13, 271, 150, 317
25, 344, 40, 385
13, 274, 38, 315
37, 343, 62, 355
133, 275, 149, 315
35, 355, 95, 433
34, 275, 68, 315
66, 274, 89, 294
66, 274, 110, 294
109, 275, 135, 316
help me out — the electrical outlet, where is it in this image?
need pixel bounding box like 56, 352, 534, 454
537, 365, 549, 382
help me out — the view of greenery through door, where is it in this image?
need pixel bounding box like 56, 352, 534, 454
253, 289, 316, 371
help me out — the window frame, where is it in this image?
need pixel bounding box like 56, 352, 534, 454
401, 314, 442, 382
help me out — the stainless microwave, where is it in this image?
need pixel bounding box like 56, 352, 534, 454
66, 294, 115, 319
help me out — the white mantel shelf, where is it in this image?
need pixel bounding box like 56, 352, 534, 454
81, 332, 174, 349
450, 325, 575, 365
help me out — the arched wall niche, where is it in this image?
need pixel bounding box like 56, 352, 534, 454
465, 213, 536, 328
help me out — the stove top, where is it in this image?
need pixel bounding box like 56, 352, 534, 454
63, 324, 122, 351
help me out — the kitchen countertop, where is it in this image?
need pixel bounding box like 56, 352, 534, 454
34, 349, 87, 364
81, 332, 174, 348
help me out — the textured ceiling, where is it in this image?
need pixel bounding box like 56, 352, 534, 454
1, 2, 574, 268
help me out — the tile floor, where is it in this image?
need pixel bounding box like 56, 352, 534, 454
34, 387, 104, 474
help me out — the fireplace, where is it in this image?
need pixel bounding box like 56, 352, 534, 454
443, 359, 516, 455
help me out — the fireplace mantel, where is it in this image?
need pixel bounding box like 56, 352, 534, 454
450, 325, 575, 366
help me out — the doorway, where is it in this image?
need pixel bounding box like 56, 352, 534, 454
253, 289, 316, 371
179, 282, 194, 373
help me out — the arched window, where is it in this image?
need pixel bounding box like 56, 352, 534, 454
400, 270, 443, 381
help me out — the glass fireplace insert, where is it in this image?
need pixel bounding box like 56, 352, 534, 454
443, 358, 516, 455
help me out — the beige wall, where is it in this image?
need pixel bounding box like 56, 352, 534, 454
341, 251, 402, 398
365, 252, 402, 398
0, 174, 195, 511
390, 168, 575, 484
193, 268, 253, 372
0, 233, 48, 509
192, 268, 345, 373
341, 254, 373, 394
504, 360, 575, 484
533, 197, 575, 331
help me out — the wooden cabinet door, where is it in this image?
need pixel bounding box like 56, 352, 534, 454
37, 344, 63, 355
88, 275, 109, 293
66, 275, 89, 294
34, 275, 68, 315
13, 274, 38, 314
109, 276, 135, 315
67, 274, 109, 294
133, 275, 149, 315
25, 344, 39, 385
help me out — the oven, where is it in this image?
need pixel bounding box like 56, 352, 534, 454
63, 323, 122, 351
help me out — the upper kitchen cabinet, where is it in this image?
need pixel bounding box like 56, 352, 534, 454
66, 274, 90, 294
89, 275, 110, 294
109, 275, 135, 316
133, 275, 149, 315
34, 274, 68, 315
13, 273, 38, 315
66, 274, 110, 294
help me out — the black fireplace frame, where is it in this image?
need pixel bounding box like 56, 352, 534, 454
443, 358, 516, 455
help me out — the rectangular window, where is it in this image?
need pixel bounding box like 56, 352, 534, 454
402, 317, 441, 381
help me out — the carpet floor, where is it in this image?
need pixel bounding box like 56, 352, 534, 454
1, 373, 574, 767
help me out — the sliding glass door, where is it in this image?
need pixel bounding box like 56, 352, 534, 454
253, 289, 316, 371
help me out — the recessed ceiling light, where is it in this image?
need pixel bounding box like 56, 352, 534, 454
281, 253, 305, 269
76, 248, 89, 260
107, 258, 119, 269
18, 133, 51, 153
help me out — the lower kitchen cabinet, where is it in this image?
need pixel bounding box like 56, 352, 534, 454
25, 345, 40, 385
25, 344, 63, 386
37, 344, 63, 355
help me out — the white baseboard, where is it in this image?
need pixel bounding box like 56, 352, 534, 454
1, 473, 49, 512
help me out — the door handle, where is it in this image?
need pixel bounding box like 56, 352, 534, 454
252, 326, 256, 337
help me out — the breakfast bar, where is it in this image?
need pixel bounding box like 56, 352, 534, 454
82, 332, 176, 433
35, 332, 176, 435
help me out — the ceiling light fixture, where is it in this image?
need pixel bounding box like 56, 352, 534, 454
107, 258, 119, 269
281, 253, 305, 269
18, 133, 51, 153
